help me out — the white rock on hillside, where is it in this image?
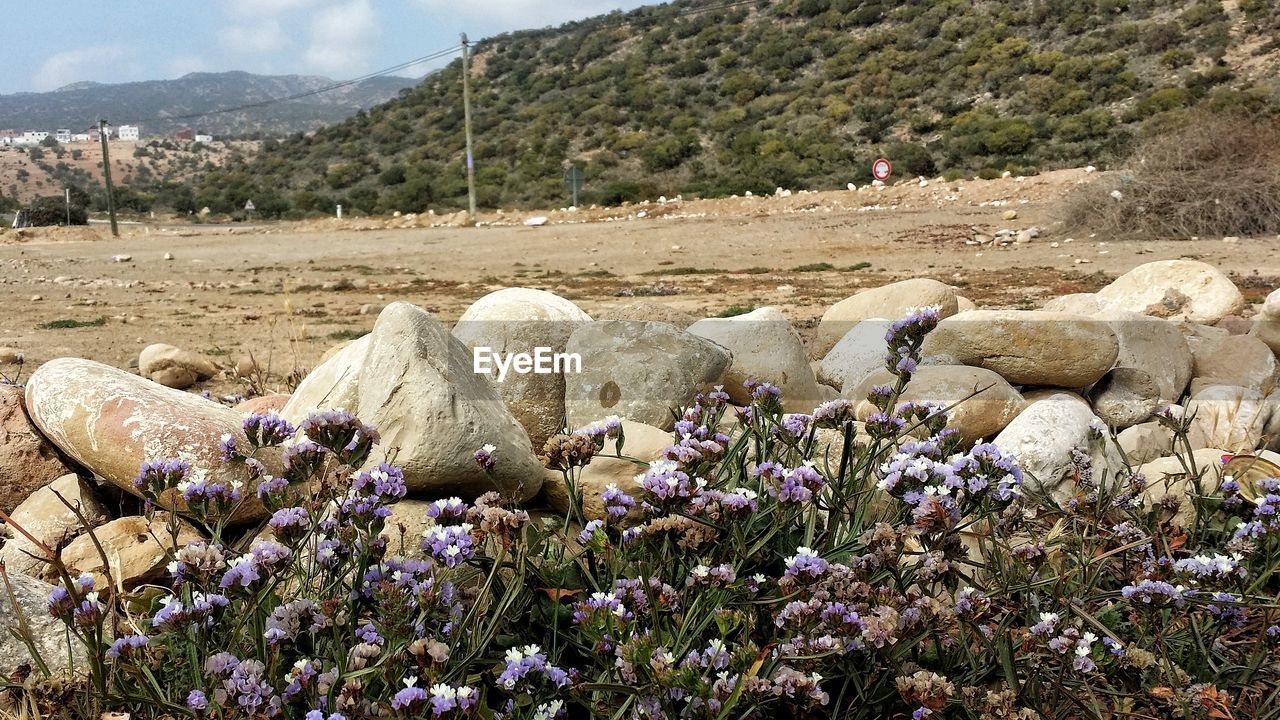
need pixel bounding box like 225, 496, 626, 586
924, 310, 1118, 387
1095, 260, 1244, 324
564, 320, 731, 431
453, 288, 592, 449
688, 306, 822, 411
815, 279, 959, 357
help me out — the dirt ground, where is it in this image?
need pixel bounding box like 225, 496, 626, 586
3, 168, 1279, 396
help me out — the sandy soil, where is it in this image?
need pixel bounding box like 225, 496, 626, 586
3, 168, 1278, 396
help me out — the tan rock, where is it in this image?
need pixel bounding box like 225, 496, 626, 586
1185, 385, 1280, 453
1191, 334, 1277, 392
59, 514, 202, 590
234, 394, 291, 416
687, 307, 822, 410
453, 287, 592, 450
846, 366, 1026, 444
816, 279, 959, 357
565, 320, 731, 431
1041, 293, 1101, 315
1096, 260, 1244, 324
1105, 312, 1193, 403
994, 393, 1118, 494
0, 347, 24, 365
924, 310, 1118, 387
0, 473, 106, 577
818, 319, 888, 392
138, 343, 219, 389
1117, 422, 1176, 465
1089, 368, 1161, 429
284, 302, 544, 501
0, 384, 78, 514
24, 358, 277, 523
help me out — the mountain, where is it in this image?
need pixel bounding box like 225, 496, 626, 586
0, 71, 419, 137
189, 0, 1280, 215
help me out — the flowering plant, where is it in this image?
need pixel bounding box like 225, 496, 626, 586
14, 308, 1280, 719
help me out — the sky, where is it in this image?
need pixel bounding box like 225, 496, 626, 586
0, 0, 654, 95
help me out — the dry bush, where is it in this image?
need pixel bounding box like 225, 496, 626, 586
1062, 110, 1280, 239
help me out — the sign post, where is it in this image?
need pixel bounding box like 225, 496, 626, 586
244, 199, 255, 222
563, 166, 585, 208
872, 158, 892, 182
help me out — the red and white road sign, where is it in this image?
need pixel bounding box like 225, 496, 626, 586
872, 158, 892, 181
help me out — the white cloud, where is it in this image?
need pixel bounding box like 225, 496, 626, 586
223, 0, 320, 19
303, 0, 380, 75
33, 45, 131, 91
411, 0, 632, 30
220, 19, 288, 55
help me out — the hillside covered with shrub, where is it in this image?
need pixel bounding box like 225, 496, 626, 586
190, 0, 1279, 215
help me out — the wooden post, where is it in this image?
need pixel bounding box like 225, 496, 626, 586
461, 33, 477, 221
98, 119, 118, 237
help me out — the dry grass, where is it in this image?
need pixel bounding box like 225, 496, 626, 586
1062, 110, 1280, 239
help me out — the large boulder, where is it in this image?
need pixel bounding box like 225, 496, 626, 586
687, 306, 822, 411
0, 473, 106, 577
59, 514, 202, 589
283, 302, 544, 501
924, 310, 1118, 387
138, 343, 220, 389
24, 358, 274, 523
1088, 368, 1162, 429
0, 384, 77, 514
1041, 293, 1102, 315
1251, 288, 1280, 355
452, 288, 592, 450
818, 319, 889, 392
815, 279, 958, 357
564, 321, 731, 431
1, 573, 87, 675
235, 394, 292, 416
1095, 260, 1244, 324
845, 366, 1026, 444
542, 421, 671, 522
1105, 312, 1193, 402
1185, 385, 1280, 453
994, 393, 1119, 494
1191, 334, 1278, 392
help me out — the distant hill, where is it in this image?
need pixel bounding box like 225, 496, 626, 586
0, 71, 419, 137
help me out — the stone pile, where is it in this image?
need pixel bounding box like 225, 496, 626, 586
3, 259, 1279, 670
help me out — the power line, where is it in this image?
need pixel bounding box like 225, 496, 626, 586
142, 45, 462, 125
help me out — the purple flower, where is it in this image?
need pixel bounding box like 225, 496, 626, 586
268, 506, 310, 544
242, 413, 295, 447
578, 519, 605, 545
1122, 579, 1195, 607
187, 690, 209, 712
133, 458, 190, 495
497, 644, 571, 691
473, 443, 498, 471
298, 409, 378, 465
601, 483, 635, 519
352, 463, 406, 500
391, 682, 429, 711
422, 524, 475, 568
218, 433, 239, 462
784, 547, 829, 583
427, 497, 468, 524
813, 398, 854, 428
107, 634, 149, 659
282, 441, 326, 482
219, 555, 262, 590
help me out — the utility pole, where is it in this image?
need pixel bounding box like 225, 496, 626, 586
64, 187, 70, 226
460, 33, 477, 221
98, 119, 119, 237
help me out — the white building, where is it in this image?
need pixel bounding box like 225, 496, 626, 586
117, 125, 139, 141
71, 133, 91, 143
22, 131, 49, 143
55, 129, 71, 143
194, 134, 214, 144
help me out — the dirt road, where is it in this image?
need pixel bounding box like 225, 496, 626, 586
3, 169, 1278, 396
